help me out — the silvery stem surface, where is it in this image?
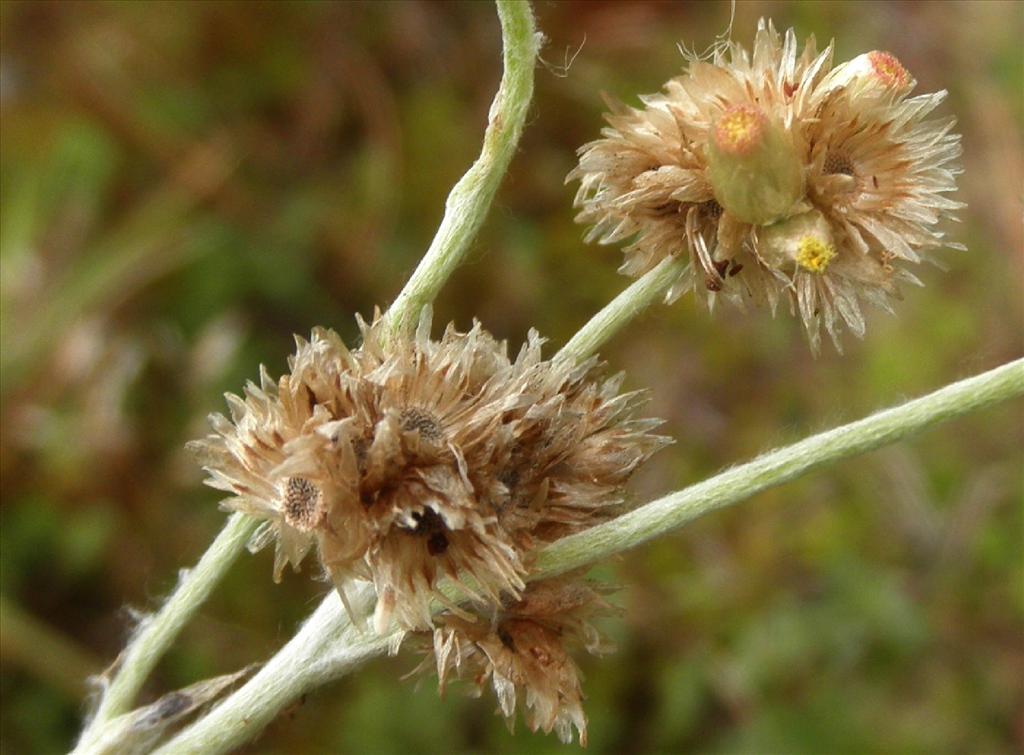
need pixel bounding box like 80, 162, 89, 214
532, 357, 1024, 578
382, 0, 541, 340
151, 585, 381, 755
74, 513, 258, 752
77, 2, 541, 746
160, 357, 1024, 753
558, 257, 686, 362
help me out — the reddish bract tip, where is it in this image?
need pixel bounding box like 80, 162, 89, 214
868, 51, 910, 89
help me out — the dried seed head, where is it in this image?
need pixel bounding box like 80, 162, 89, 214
823, 150, 855, 177
189, 309, 670, 632
417, 578, 614, 746
398, 407, 445, 444
569, 19, 962, 353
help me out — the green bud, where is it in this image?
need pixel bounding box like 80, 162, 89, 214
706, 105, 805, 226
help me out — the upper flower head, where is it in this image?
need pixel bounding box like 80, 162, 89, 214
569, 20, 963, 352
189, 309, 669, 632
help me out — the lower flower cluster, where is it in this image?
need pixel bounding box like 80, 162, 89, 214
189, 308, 669, 742
417, 577, 614, 745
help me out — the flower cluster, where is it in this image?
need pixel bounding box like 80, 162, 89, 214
417, 577, 614, 745
189, 309, 668, 740
569, 20, 963, 352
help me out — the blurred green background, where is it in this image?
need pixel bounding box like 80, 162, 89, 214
1, 1, 1022, 753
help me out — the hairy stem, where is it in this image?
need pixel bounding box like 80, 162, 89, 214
558, 257, 686, 362
151, 584, 381, 755
77, 2, 540, 750
532, 356, 1024, 578
158, 358, 1024, 753
382, 0, 541, 340
75, 513, 259, 752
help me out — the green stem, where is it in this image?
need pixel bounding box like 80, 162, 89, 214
77, 2, 540, 749
158, 358, 1024, 753
75, 513, 259, 752
557, 257, 685, 362
382, 0, 541, 340
532, 357, 1024, 578
151, 584, 380, 755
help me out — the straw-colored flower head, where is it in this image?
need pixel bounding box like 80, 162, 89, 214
189, 309, 669, 632
419, 577, 614, 746
186, 346, 350, 582
569, 20, 963, 352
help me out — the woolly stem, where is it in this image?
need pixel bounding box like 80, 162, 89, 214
151, 584, 381, 755
531, 356, 1024, 578
74, 513, 259, 752
382, 0, 541, 340
157, 357, 1024, 753
558, 257, 686, 362
76, 4, 540, 746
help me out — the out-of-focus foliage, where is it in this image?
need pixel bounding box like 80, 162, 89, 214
1, 2, 1021, 753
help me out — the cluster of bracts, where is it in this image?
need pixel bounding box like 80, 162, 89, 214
193, 19, 961, 745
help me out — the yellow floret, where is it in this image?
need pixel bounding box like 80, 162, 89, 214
714, 106, 764, 155
796, 236, 837, 273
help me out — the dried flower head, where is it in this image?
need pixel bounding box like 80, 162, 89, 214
569, 20, 963, 352
418, 577, 614, 746
186, 353, 342, 582
189, 310, 669, 632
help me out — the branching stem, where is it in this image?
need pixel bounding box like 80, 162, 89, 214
75, 0, 1024, 750
76, 2, 540, 751
75, 513, 259, 752
159, 357, 1024, 754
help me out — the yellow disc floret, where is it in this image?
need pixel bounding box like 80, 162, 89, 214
713, 105, 765, 156
760, 210, 837, 274
795, 236, 837, 273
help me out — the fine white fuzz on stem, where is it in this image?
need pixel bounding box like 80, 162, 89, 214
382, 0, 543, 340
159, 358, 1023, 754
532, 358, 1024, 579
75, 513, 258, 752
76, 3, 541, 751
74, 4, 1014, 752
558, 256, 687, 363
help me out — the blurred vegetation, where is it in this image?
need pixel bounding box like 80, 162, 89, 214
1, 1, 1022, 753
